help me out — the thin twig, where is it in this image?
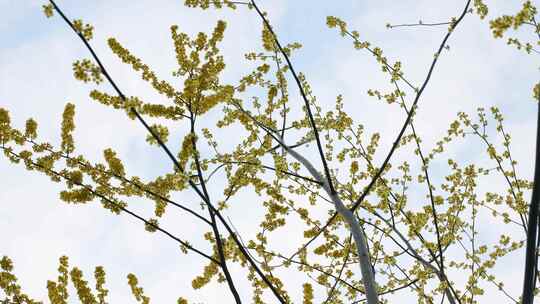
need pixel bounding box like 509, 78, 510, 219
387, 21, 451, 29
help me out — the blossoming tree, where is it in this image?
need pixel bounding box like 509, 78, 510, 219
1, 0, 539, 303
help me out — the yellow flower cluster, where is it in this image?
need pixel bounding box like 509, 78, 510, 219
261, 23, 275, 52
59, 188, 93, 204
108, 38, 180, 100
94, 266, 109, 303
25, 118, 38, 140
46, 256, 69, 304
184, 0, 239, 10
72, 59, 103, 84
145, 124, 170, 145
45, 256, 110, 304
127, 273, 151, 304
0, 256, 40, 303
60, 103, 76, 154
170, 21, 232, 114
42, 4, 54, 18
103, 148, 126, 176
302, 283, 314, 304
177, 297, 189, 304
73, 19, 94, 41
489, 1, 536, 38
144, 218, 159, 232
191, 261, 219, 289
0, 108, 11, 143
177, 132, 197, 171
326, 16, 348, 37
473, 0, 489, 19
70, 267, 98, 303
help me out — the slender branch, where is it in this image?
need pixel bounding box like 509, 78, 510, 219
199, 137, 313, 184
251, 0, 337, 194
468, 123, 528, 231
2, 147, 217, 264
521, 15, 540, 304
24, 138, 211, 226
392, 82, 453, 301
387, 21, 451, 29
268, 136, 312, 151
323, 234, 353, 303
456, 232, 519, 303
189, 109, 242, 303
227, 160, 322, 184
350, 277, 421, 304
341, 31, 417, 91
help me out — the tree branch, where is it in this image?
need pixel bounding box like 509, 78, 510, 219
48, 1, 287, 302
251, 0, 337, 194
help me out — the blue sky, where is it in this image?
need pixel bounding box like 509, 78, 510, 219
1, 0, 539, 303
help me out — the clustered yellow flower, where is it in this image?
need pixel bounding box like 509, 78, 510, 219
302, 283, 314, 304
145, 124, 170, 145
144, 218, 159, 232
61, 103, 76, 154
191, 261, 219, 289
103, 148, 126, 176
184, 0, 239, 10
94, 266, 109, 303
25, 118, 38, 139
72, 59, 103, 84
473, 0, 489, 19
44, 256, 109, 304
0, 256, 40, 303
42, 4, 54, 18
73, 19, 95, 41
127, 273, 150, 304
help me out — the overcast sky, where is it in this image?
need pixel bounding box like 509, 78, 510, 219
1, 0, 539, 303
